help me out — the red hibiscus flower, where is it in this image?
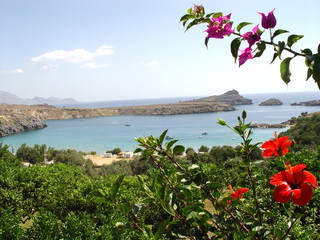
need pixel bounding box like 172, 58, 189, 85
270, 163, 318, 206
261, 134, 292, 157
227, 185, 249, 205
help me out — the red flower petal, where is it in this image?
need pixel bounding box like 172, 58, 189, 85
302, 171, 318, 188
273, 183, 292, 203
270, 170, 289, 186
291, 183, 313, 206
231, 188, 250, 199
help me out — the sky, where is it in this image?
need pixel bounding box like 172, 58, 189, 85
0, 0, 319, 102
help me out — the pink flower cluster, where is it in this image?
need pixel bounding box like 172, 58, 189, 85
205, 14, 234, 39
238, 9, 277, 67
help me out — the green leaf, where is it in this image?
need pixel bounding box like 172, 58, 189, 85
180, 14, 192, 27
302, 48, 312, 56
166, 139, 179, 150
272, 29, 289, 40
271, 52, 278, 64
173, 145, 185, 155
211, 12, 223, 18
159, 130, 168, 144
280, 57, 293, 84
254, 42, 266, 58
230, 38, 241, 62
312, 55, 320, 86
287, 34, 304, 48
277, 41, 286, 59
236, 22, 252, 32
109, 174, 125, 201
204, 37, 210, 49
154, 218, 171, 240
306, 67, 313, 81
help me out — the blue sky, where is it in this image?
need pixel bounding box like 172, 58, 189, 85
0, 0, 319, 102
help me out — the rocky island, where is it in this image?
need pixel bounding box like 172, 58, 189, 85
259, 98, 283, 106
0, 90, 251, 137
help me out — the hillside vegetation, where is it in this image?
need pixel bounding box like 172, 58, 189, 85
0, 112, 319, 239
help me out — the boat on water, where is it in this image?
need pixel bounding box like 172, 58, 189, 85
202, 132, 208, 135
165, 136, 174, 140
124, 123, 131, 126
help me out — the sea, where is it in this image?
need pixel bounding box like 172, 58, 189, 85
1, 91, 320, 154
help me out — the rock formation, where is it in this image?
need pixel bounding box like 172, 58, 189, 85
0, 113, 47, 137
189, 90, 252, 105
259, 98, 283, 106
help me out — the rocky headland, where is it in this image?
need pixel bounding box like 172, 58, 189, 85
188, 89, 252, 105
259, 98, 283, 106
0, 90, 251, 137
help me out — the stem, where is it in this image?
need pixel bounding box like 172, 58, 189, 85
263, 40, 305, 57
279, 217, 300, 240
247, 165, 263, 226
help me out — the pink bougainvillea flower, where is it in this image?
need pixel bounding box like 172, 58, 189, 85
238, 47, 253, 66
270, 162, 318, 206
262, 133, 292, 157
227, 185, 249, 205
258, 9, 277, 29
205, 13, 234, 39
241, 24, 261, 46
193, 4, 204, 15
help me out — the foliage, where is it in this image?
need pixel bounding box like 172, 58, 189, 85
280, 113, 320, 148
16, 144, 44, 164
106, 147, 122, 155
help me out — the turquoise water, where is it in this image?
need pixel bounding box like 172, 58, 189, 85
1, 92, 320, 153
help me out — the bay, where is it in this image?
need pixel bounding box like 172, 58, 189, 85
1, 91, 320, 154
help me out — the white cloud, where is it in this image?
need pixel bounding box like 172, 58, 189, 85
31, 45, 115, 67
140, 60, 160, 66
0, 68, 24, 74
81, 62, 109, 69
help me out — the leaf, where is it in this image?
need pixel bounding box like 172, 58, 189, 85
287, 34, 304, 48
272, 29, 289, 40
277, 41, 286, 59
271, 52, 278, 64
109, 174, 125, 201
254, 41, 266, 58
230, 38, 241, 62
154, 218, 171, 240
306, 67, 313, 81
301, 48, 312, 56
173, 145, 185, 155
280, 57, 293, 84
236, 22, 252, 32
204, 37, 210, 49
180, 14, 191, 23
312, 55, 320, 86
166, 139, 179, 150
159, 130, 168, 144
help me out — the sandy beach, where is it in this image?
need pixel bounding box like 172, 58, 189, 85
85, 154, 132, 166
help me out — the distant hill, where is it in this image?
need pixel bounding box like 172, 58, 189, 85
0, 91, 78, 105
